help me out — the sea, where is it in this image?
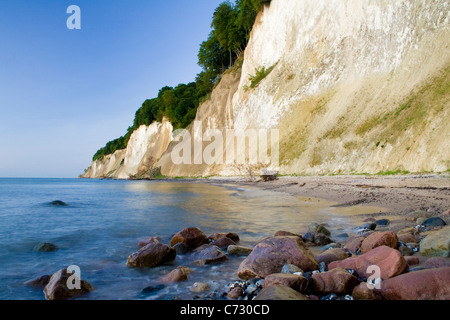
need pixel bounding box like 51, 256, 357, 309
0, 178, 365, 300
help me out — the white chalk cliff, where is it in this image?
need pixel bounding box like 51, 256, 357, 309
81, 0, 450, 179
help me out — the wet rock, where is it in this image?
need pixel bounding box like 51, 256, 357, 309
424, 257, 450, 269
25, 275, 51, 288
34, 242, 58, 252
316, 248, 350, 266
43, 269, 93, 300
264, 273, 308, 293
227, 286, 244, 299
310, 268, 360, 295
141, 284, 165, 294
159, 266, 193, 283
254, 284, 309, 300
419, 226, 450, 257
173, 242, 189, 255
274, 230, 301, 237
320, 293, 339, 300
137, 237, 160, 247
126, 242, 176, 268
170, 227, 208, 249
190, 282, 210, 293
208, 232, 240, 243
314, 233, 333, 246
344, 236, 365, 254
398, 244, 414, 256
421, 217, 447, 231
211, 237, 236, 249
227, 245, 253, 256
192, 244, 228, 265
360, 231, 398, 254
309, 223, 331, 236
380, 267, 450, 300
351, 282, 383, 300
328, 246, 408, 280
375, 219, 390, 226
281, 264, 304, 274
362, 222, 377, 230
51, 200, 67, 206
237, 236, 318, 280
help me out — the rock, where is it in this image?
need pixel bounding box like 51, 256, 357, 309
351, 282, 383, 300
419, 226, 450, 257
314, 233, 333, 246
227, 245, 253, 256
421, 217, 447, 231
442, 209, 450, 216
24, 275, 51, 288
302, 232, 315, 244
237, 236, 318, 280
173, 242, 189, 255
159, 266, 193, 283
281, 264, 304, 274
51, 200, 67, 206
360, 231, 398, 254
211, 237, 236, 249
126, 242, 176, 268
362, 222, 377, 230
344, 236, 365, 254
254, 284, 309, 300
264, 273, 308, 293
316, 248, 350, 266
424, 257, 450, 268
43, 269, 93, 300
398, 245, 414, 256
260, 169, 279, 181
309, 223, 330, 236
137, 237, 160, 247
141, 284, 165, 294
227, 287, 244, 299
170, 227, 208, 249
192, 244, 228, 265
404, 256, 420, 266
328, 246, 408, 280
397, 227, 419, 243
380, 267, 450, 300
208, 232, 240, 243
274, 230, 301, 237
190, 282, 210, 293
310, 268, 360, 295
34, 242, 58, 252
375, 219, 390, 226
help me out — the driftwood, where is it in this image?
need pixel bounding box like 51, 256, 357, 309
260, 169, 279, 182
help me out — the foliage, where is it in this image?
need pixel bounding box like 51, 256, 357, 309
249, 64, 275, 88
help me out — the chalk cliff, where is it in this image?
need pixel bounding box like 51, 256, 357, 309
81, 0, 450, 179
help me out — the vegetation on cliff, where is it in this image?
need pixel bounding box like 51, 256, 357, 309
92, 0, 270, 162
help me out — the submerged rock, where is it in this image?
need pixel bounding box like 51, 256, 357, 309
34, 242, 58, 252
170, 227, 208, 250
50, 200, 67, 206
126, 242, 176, 268
43, 269, 93, 300
192, 244, 228, 265
159, 266, 193, 283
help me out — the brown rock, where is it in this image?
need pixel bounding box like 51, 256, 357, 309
397, 227, 419, 243
310, 268, 360, 295
404, 256, 420, 266
208, 232, 240, 243
254, 284, 309, 300
170, 227, 208, 249
25, 275, 51, 288
360, 231, 398, 254
263, 273, 308, 293
159, 266, 193, 282
352, 282, 383, 300
328, 246, 408, 280
274, 230, 301, 237
211, 237, 236, 249
227, 286, 244, 299
237, 236, 318, 280
316, 248, 350, 266
424, 257, 450, 269
44, 269, 93, 300
380, 267, 450, 300
126, 242, 176, 268
345, 236, 365, 254
192, 244, 228, 265
137, 236, 160, 247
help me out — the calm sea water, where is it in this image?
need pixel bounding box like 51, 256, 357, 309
0, 178, 362, 300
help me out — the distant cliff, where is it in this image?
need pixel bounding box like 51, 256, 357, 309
81, 0, 450, 179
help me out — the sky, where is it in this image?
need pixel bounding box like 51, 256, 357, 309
0, 0, 224, 178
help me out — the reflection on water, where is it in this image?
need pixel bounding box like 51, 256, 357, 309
0, 179, 387, 300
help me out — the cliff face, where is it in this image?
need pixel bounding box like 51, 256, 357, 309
82, 0, 450, 178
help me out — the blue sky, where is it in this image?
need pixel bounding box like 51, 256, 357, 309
0, 0, 223, 178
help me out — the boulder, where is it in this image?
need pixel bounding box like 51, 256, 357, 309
43, 269, 93, 300
263, 273, 308, 293
170, 227, 208, 249
360, 231, 398, 253
237, 236, 318, 280
126, 242, 176, 268
34, 242, 58, 252
421, 217, 447, 231
315, 248, 350, 266
309, 223, 331, 236
254, 284, 309, 300
310, 268, 360, 295
51, 200, 67, 206
274, 230, 301, 237
424, 257, 450, 269
25, 275, 51, 288
328, 246, 408, 280
419, 226, 450, 257
380, 267, 450, 300
211, 237, 236, 249
344, 236, 365, 254
227, 245, 253, 256
137, 237, 160, 247
159, 266, 193, 283
190, 282, 210, 293
352, 282, 383, 300
208, 232, 240, 243
404, 256, 420, 266
191, 244, 228, 265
